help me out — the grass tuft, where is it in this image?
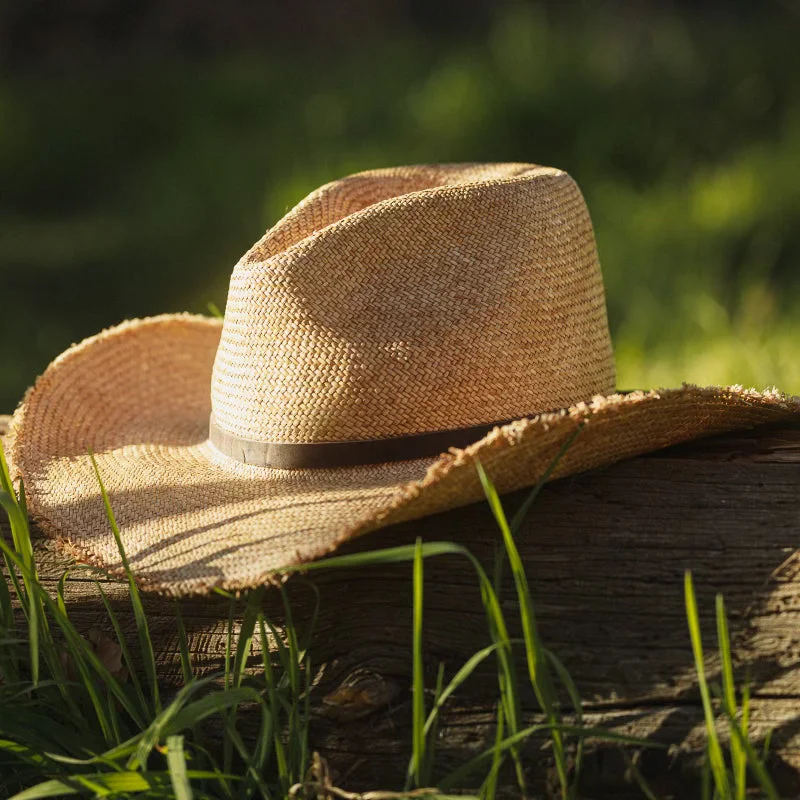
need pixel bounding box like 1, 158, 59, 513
685, 571, 780, 800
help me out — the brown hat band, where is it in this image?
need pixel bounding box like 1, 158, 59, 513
208, 413, 517, 469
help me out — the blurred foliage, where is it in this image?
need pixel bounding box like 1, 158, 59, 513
1, 2, 799, 409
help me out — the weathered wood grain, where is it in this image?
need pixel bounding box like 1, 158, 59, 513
2, 414, 800, 795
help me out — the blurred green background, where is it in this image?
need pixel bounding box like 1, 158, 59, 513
1, 1, 798, 411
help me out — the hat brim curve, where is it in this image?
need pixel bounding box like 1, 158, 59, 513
9, 314, 800, 596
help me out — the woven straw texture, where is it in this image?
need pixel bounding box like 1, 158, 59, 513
9, 163, 800, 595
212, 164, 614, 442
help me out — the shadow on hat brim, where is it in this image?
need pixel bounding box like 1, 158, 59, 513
9, 313, 800, 596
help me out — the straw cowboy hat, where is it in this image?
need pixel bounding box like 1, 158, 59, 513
8, 163, 800, 595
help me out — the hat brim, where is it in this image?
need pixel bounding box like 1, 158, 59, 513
9, 314, 800, 596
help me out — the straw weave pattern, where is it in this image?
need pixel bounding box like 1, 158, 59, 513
211, 164, 616, 443
9, 163, 800, 595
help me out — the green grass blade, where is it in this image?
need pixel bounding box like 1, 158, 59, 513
476, 461, 567, 795
131, 678, 215, 770
483, 420, 582, 794
299, 653, 312, 782
423, 642, 508, 738
716, 593, 746, 800
0, 557, 19, 684
296, 579, 320, 654
106, 682, 123, 745
17, 476, 28, 523
294, 541, 465, 572
0, 492, 22, 555
474, 465, 540, 690
224, 598, 234, 690
684, 571, 730, 797
491, 541, 505, 599
409, 537, 425, 789
29, 603, 82, 720
0, 738, 56, 769
510, 423, 583, 535
55, 570, 70, 619
762, 727, 773, 762
442, 723, 661, 790
233, 587, 264, 689
164, 687, 261, 735
265, 618, 291, 702
0, 437, 14, 496
89, 452, 160, 714
5, 479, 36, 575
258, 615, 287, 783
0, 520, 139, 736
9, 770, 151, 799
728, 722, 780, 800
421, 662, 445, 785
220, 713, 272, 797
287, 539, 527, 790
546, 648, 585, 790
166, 735, 194, 800
249, 682, 273, 790
0, 538, 109, 741
280, 588, 299, 698
2, 547, 27, 628
56, 642, 113, 744
226, 586, 268, 794
9, 779, 81, 799
461, 551, 525, 793
96, 581, 149, 714
222, 597, 236, 777
279, 586, 304, 781
175, 603, 194, 685
1, 700, 100, 753
45, 735, 141, 766
742, 672, 752, 754
0, 549, 15, 629
10, 769, 227, 798
480, 701, 505, 800
0, 471, 16, 632
49, 608, 143, 730
0, 490, 40, 686
621, 751, 659, 800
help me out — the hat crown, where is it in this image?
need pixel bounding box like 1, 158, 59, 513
210, 163, 615, 446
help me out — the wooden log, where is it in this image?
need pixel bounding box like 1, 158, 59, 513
2, 414, 800, 796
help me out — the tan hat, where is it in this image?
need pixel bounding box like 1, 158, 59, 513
9, 163, 800, 596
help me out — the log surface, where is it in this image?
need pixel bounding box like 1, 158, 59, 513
2, 414, 800, 796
